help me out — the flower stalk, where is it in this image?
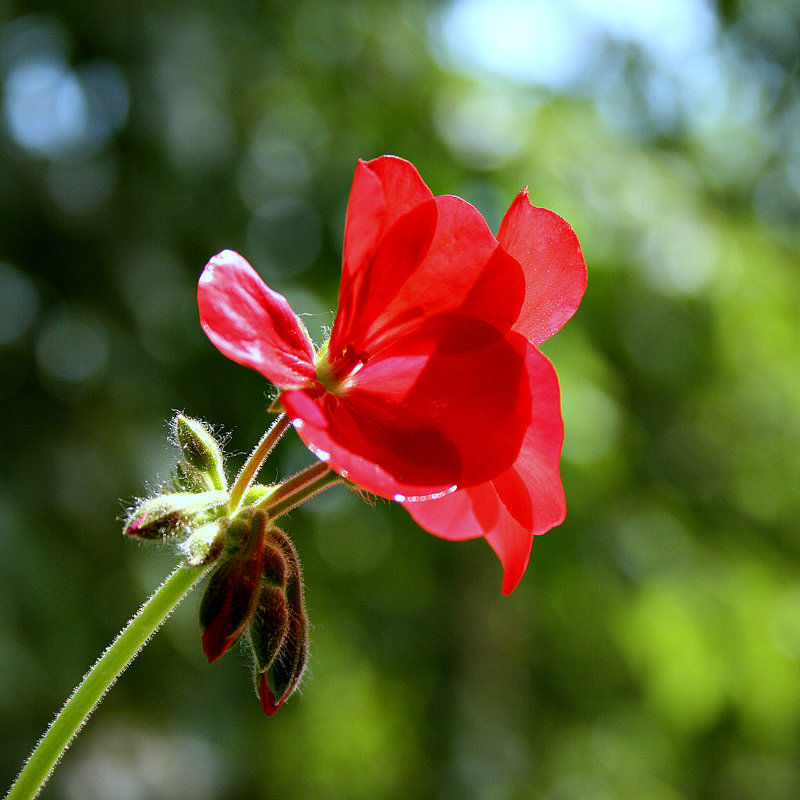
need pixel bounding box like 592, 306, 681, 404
5, 564, 209, 800
258, 461, 341, 520
228, 414, 290, 514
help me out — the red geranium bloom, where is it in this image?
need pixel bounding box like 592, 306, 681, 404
198, 156, 585, 592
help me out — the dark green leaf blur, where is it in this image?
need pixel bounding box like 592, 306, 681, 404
2, 1, 800, 798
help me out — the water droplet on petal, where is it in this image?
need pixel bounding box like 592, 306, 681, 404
310, 446, 330, 462
291, 418, 304, 430
396, 485, 459, 503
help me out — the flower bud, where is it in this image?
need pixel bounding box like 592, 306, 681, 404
258, 607, 308, 716
180, 520, 226, 566
173, 414, 226, 491
124, 490, 226, 539
249, 527, 308, 715
247, 585, 289, 673
199, 509, 268, 662
268, 527, 304, 608
242, 483, 274, 507
246, 536, 292, 673
260, 537, 289, 588
171, 460, 216, 493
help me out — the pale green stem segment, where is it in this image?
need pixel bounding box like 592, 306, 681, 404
228, 414, 290, 515
259, 461, 342, 520
4, 563, 209, 800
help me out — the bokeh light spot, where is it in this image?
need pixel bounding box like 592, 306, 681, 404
1, 16, 128, 160
0, 262, 39, 344
4, 60, 88, 156
561, 381, 621, 465
246, 198, 322, 279
35, 308, 109, 385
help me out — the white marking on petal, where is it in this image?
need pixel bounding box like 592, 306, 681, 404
310, 446, 330, 462
398, 485, 459, 503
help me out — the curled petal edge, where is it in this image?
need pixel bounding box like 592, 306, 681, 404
499, 190, 587, 346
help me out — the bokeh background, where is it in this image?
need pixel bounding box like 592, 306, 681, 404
2, 1, 800, 798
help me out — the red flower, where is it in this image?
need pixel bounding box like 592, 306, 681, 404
198, 156, 585, 592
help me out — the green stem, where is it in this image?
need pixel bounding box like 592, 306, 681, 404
260, 462, 342, 520
228, 414, 290, 514
5, 563, 209, 800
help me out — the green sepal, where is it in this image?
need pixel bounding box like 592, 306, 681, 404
172, 460, 215, 493
181, 520, 226, 566
173, 414, 227, 491
242, 483, 274, 507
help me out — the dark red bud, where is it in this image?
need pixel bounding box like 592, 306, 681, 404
267, 527, 303, 590
261, 539, 289, 588
258, 672, 281, 716
245, 526, 309, 715
199, 510, 268, 662
247, 586, 289, 673
258, 608, 308, 715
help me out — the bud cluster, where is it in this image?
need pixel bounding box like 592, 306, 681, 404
199, 509, 308, 715
123, 414, 230, 557
123, 413, 308, 715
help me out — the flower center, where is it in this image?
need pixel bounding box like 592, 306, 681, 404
316, 343, 368, 394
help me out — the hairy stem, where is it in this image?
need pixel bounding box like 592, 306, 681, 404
260, 462, 342, 520
5, 564, 209, 800
228, 414, 290, 514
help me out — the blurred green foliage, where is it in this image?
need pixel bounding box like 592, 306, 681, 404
2, 1, 800, 798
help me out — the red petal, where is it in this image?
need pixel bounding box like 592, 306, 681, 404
258, 672, 281, 715
498, 190, 587, 346
281, 316, 531, 500
198, 250, 316, 389
363, 155, 434, 218
339, 161, 385, 302
363, 196, 525, 348
334, 197, 439, 352
405, 340, 565, 594
336, 157, 434, 349
342, 157, 433, 284
333, 175, 525, 358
